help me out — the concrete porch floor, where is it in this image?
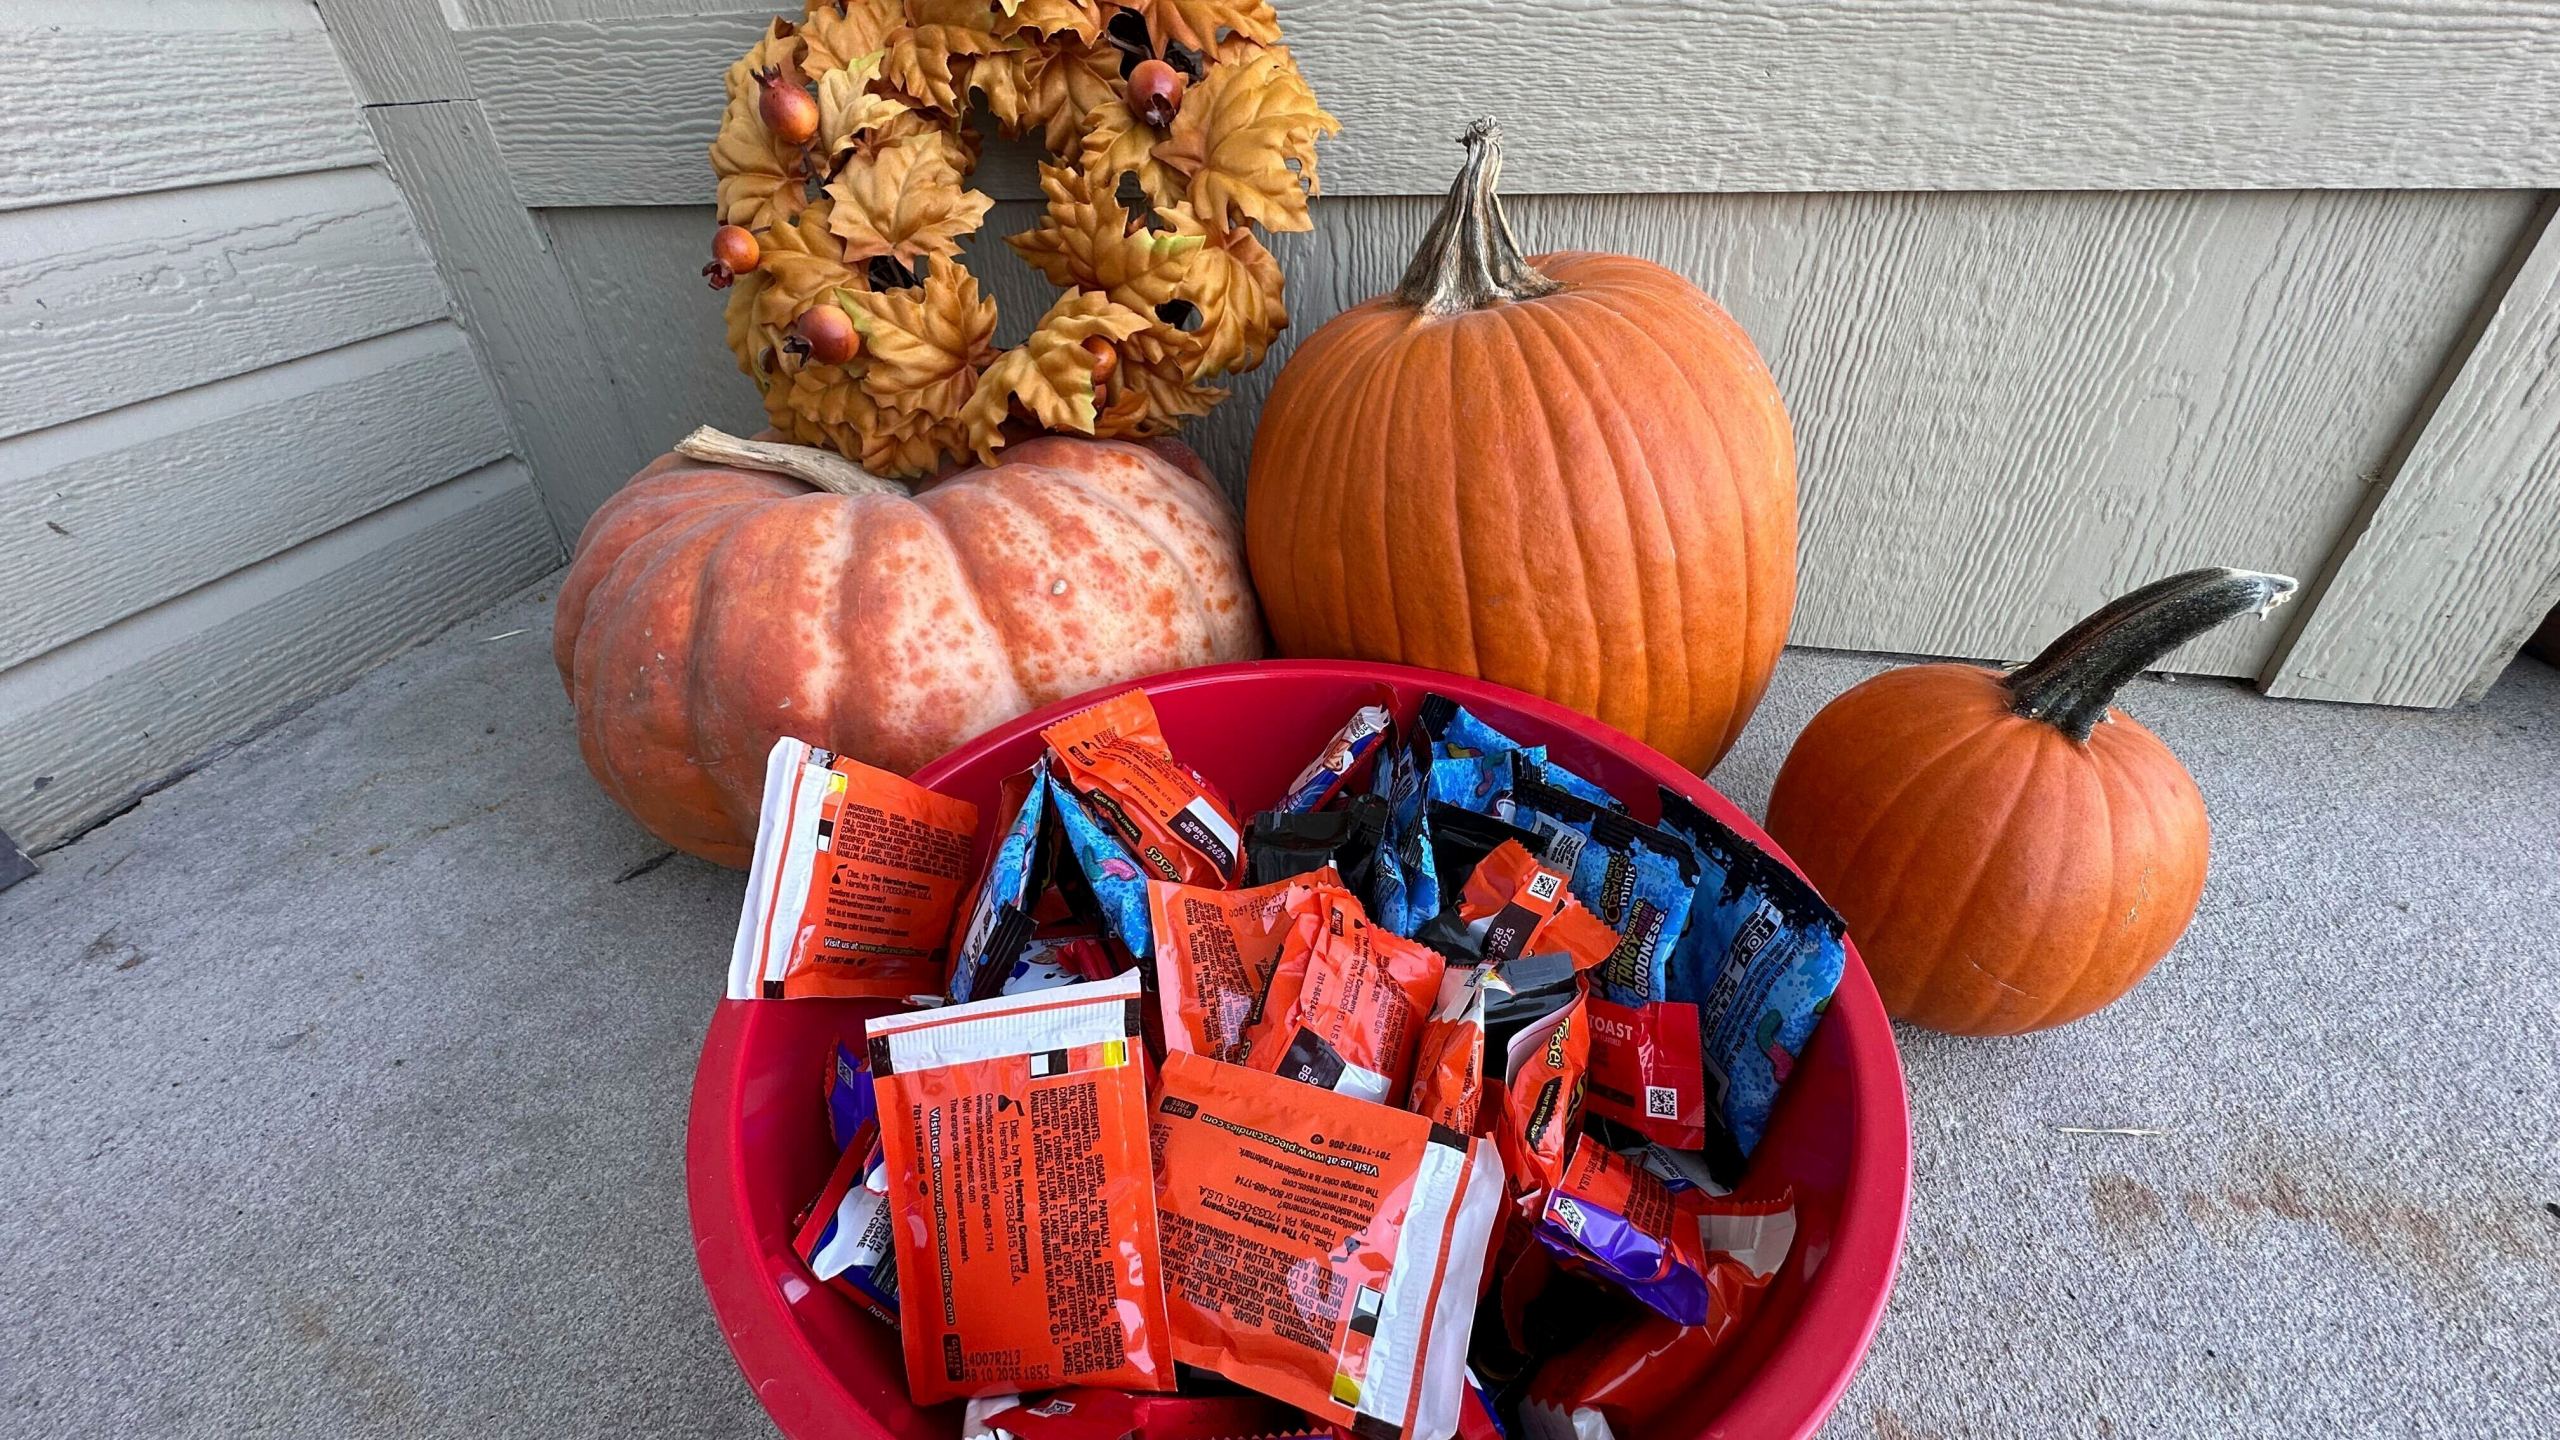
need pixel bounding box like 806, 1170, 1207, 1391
3, 576, 2555, 1439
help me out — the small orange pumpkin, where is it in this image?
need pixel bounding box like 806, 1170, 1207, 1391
554, 429, 1261, 865
1244, 120, 1796, 773
1764, 569, 2296, 1035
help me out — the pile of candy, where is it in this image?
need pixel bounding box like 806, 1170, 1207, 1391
727, 689, 1848, 1440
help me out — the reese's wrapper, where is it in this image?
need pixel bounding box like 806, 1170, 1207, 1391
1405, 961, 1491, 1131
1534, 1137, 1795, 1328
1491, 986, 1591, 1211
1455, 840, 1621, 972
1151, 1052, 1505, 1440
866, 971, 1172, 1403
1149, 870, 1330, 1063
1277, 703, 1392, 814
1043, 689, 1243, 886
1245, 882, 1444, 1104
731, 737, 981, 1002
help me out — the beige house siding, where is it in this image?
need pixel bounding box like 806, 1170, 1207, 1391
0, 1, 559, 851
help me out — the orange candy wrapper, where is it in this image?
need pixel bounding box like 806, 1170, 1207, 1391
1456, 841, 1618, 971
731, 738, 980, 1001
1043, 689, 1244, 887
1150, 1053, 1505, 1440
864, 971, 1174, 1404
1406, 962, 1492, 1131
1150, 870, 1334, 1063
1491, 990, 1591, 1209
1244, 882, 1444, 1104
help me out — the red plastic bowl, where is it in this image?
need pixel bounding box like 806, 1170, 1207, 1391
687, 661, 1909, 1440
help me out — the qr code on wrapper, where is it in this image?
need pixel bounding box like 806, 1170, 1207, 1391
1646, 1086, 1680, 1120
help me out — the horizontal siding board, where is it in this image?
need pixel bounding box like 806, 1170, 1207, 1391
0, 2, 375, 212
548, 188, 2532, 678
0, 324, 516, 670
2265, 202, 2560, 706
0, 168, 454, 439
0, 462, 559, 850
456, 1, 2560, 206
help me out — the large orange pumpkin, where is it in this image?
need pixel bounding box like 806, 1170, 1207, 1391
1245, 120, 1796, 772
1764, 568, 2296, 1035
554, 429, 1261, 865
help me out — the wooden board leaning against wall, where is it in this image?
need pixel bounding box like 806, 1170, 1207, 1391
406, 0, 2560, 706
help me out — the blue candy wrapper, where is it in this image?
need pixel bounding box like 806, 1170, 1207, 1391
1047, 768, 1156, 960
1511, 773, 1699, 1008
826, 1040, 877, 1155
1365, 721, 1439, 937
1417, 695, 1617, 827
943, 768, 1048, 1004
1656, 789, 1847, 1174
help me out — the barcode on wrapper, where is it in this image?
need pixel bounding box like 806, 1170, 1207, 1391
1646, 1085, 1680, 1120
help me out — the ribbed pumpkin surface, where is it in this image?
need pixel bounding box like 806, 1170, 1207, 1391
555, 436, 1260, 865
1765, 664, 2211, 1034
1245, 250, 1796, 772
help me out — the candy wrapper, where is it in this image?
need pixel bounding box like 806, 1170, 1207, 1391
827, 1039, 877, 1155
1418, 697, 1614, 824
1150, 871, 1327, 1063
1405, 961, 1492, 1131
801, 1041, 899, 1323
866, 971, 1173, 1403
1365, 720, 1440, 938
999, 933, 1114, 995
981, 1388, 1310, 1440
1654, 790, 1848, 1174
1518, 1299, 1775, 1440
1245, 793, 1388, 892
944, 770, 1051, 1002
1277, 703, 1391, 814
1152, 1052, 1505, 1440
1245, 881, 1443, 1103
1453, 840, 1620, 971
1534, 1138, 1794, 1328
731, 738, 980, 1001
1049, 768, 1159, 960
1044, 690, 1243, 887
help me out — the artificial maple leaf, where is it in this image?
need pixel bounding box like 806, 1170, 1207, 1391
826, 131, 995, 264
711, 104, 810, 230
1003, 0, 1105, 42
1135, 0, 1278, 50
1079, 99, 1189, 212
752, 203, 865, 330
725, 267, 775, 376
799, 0, 902, 75
1110, 342, 1224, 436
1153, 46, 1335, 232
1157, 201, 1283, 376
841, 266, 999, 416
818, 57, 913, 160
972, 39, 1119, 151
1008, 164, 1205, 312
882, 0, 1004, 111
960, 290, 1155, 459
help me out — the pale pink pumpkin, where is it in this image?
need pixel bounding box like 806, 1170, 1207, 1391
554, 430, 1262, 865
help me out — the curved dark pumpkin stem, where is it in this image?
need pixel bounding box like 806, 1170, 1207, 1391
2005, 568, 2299, 741
1394, 118, 1563, 316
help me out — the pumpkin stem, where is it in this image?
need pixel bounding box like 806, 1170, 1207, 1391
2005, 568, 2299, 741
674, 426, 907, 499
1393, 118, 1562, 316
